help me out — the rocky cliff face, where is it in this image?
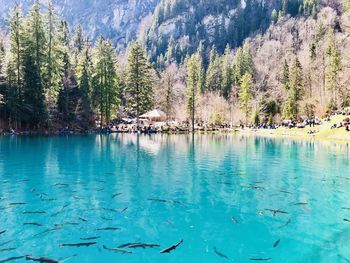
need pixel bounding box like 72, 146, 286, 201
0, 0, 160, 49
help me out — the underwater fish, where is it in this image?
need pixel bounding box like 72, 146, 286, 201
127, 243, 160, 249
33, 227, 62, 237
112, 193, 122, 198
60, 242, 96, 247
273, 239, 280, 248
96, 227, 120, 231
264, 209, 288, 216
250, 258, 272, 261
80, 236, 100, 241
294, 202, 308, 206
26, 256, 58, 263
0, 230, 6, 235
103, 245, 132, 254
231, 216, 239, 224
78, 217, 87, 222
279, 190, 293, 194
23, 211, 46, 214
0, 240, 13, 247
213, 247, 229, 260
121, 207, 128, 213
23, 223, 43, 227
160, 240, 183, 254
8, 202, 26, 206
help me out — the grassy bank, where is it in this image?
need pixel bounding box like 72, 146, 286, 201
237, 115, 350, 142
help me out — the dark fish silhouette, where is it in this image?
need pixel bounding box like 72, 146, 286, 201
148, 198, 167, 203
103, 245, 132, 254
127, 243, 160, 249
96, 227, 120, 231
342, 207, 350, 210
148, 198, 183, 205
0, 230, 5, 235
294, 202, 308, 206
279, 190, 293, 194
78, 217, 87, 222
80, 236, 100, 241
23, 223, 43, 227
54, 222, 79, 227
33, 227, 62, 237
0, 240, 14, 247
23, 211, 46, 214
54, 183, 69, 188
279, 218, 291, 228
112, 193, 122, 198
0, 256, 26, 262
9, 202, 26, 206
60, 242, 96, 247
213, 247, 229, 259
101, 216, 113, 221
273, 239, 280, 248
160, 240, 183, 253
26, 256, 58, 263
264, 209, 288, 216
249, 185, 265, 190
231, 216, 239, 224
121, 207, 128, 213
102, 208, 119, 213
250, 258, 272, 261
344, 219, 350, 223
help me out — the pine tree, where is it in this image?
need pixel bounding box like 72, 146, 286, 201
239, 72, 253, 125
221, 45, 233, 98
186, 54, 199, 132
7, 4, 25, 128
92, 37, 120, 127
22, 0, 47, 127
125, 42, 153, 126
233, 43, 254, 85
280, 59, 290, 90
72, 24, 84, 69
325, 29, 341, 107
77, 43, 93, 128
283, 57, 304, 119
205, 48, 222, 92
196, 42, 205, 94
44, 0, 65, 124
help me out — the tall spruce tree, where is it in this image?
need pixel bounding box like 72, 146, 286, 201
239, 72, 253, 125
205, 48, 222, 92
77, 43, 93, 128
325, 29, 341, 107
221, 45, 233, 98
283, 57, 304, 119
44, 0, 66, 124
280, 59, 290, 91
7, 4, 26, 128
22, 0, 47, 127
92, 37, 120, 127
125, 42, 153, 126
186, 54, 199, 132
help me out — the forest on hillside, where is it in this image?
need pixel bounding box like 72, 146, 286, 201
0, 0, 350, 131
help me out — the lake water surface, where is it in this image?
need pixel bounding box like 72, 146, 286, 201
1, 134, 350, 262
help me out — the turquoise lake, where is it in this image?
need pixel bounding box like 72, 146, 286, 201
1, 134, 350, 262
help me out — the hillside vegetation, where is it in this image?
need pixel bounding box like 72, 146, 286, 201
0, 0, 349, 132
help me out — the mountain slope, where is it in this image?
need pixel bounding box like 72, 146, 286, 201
0, 0, 160, 49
